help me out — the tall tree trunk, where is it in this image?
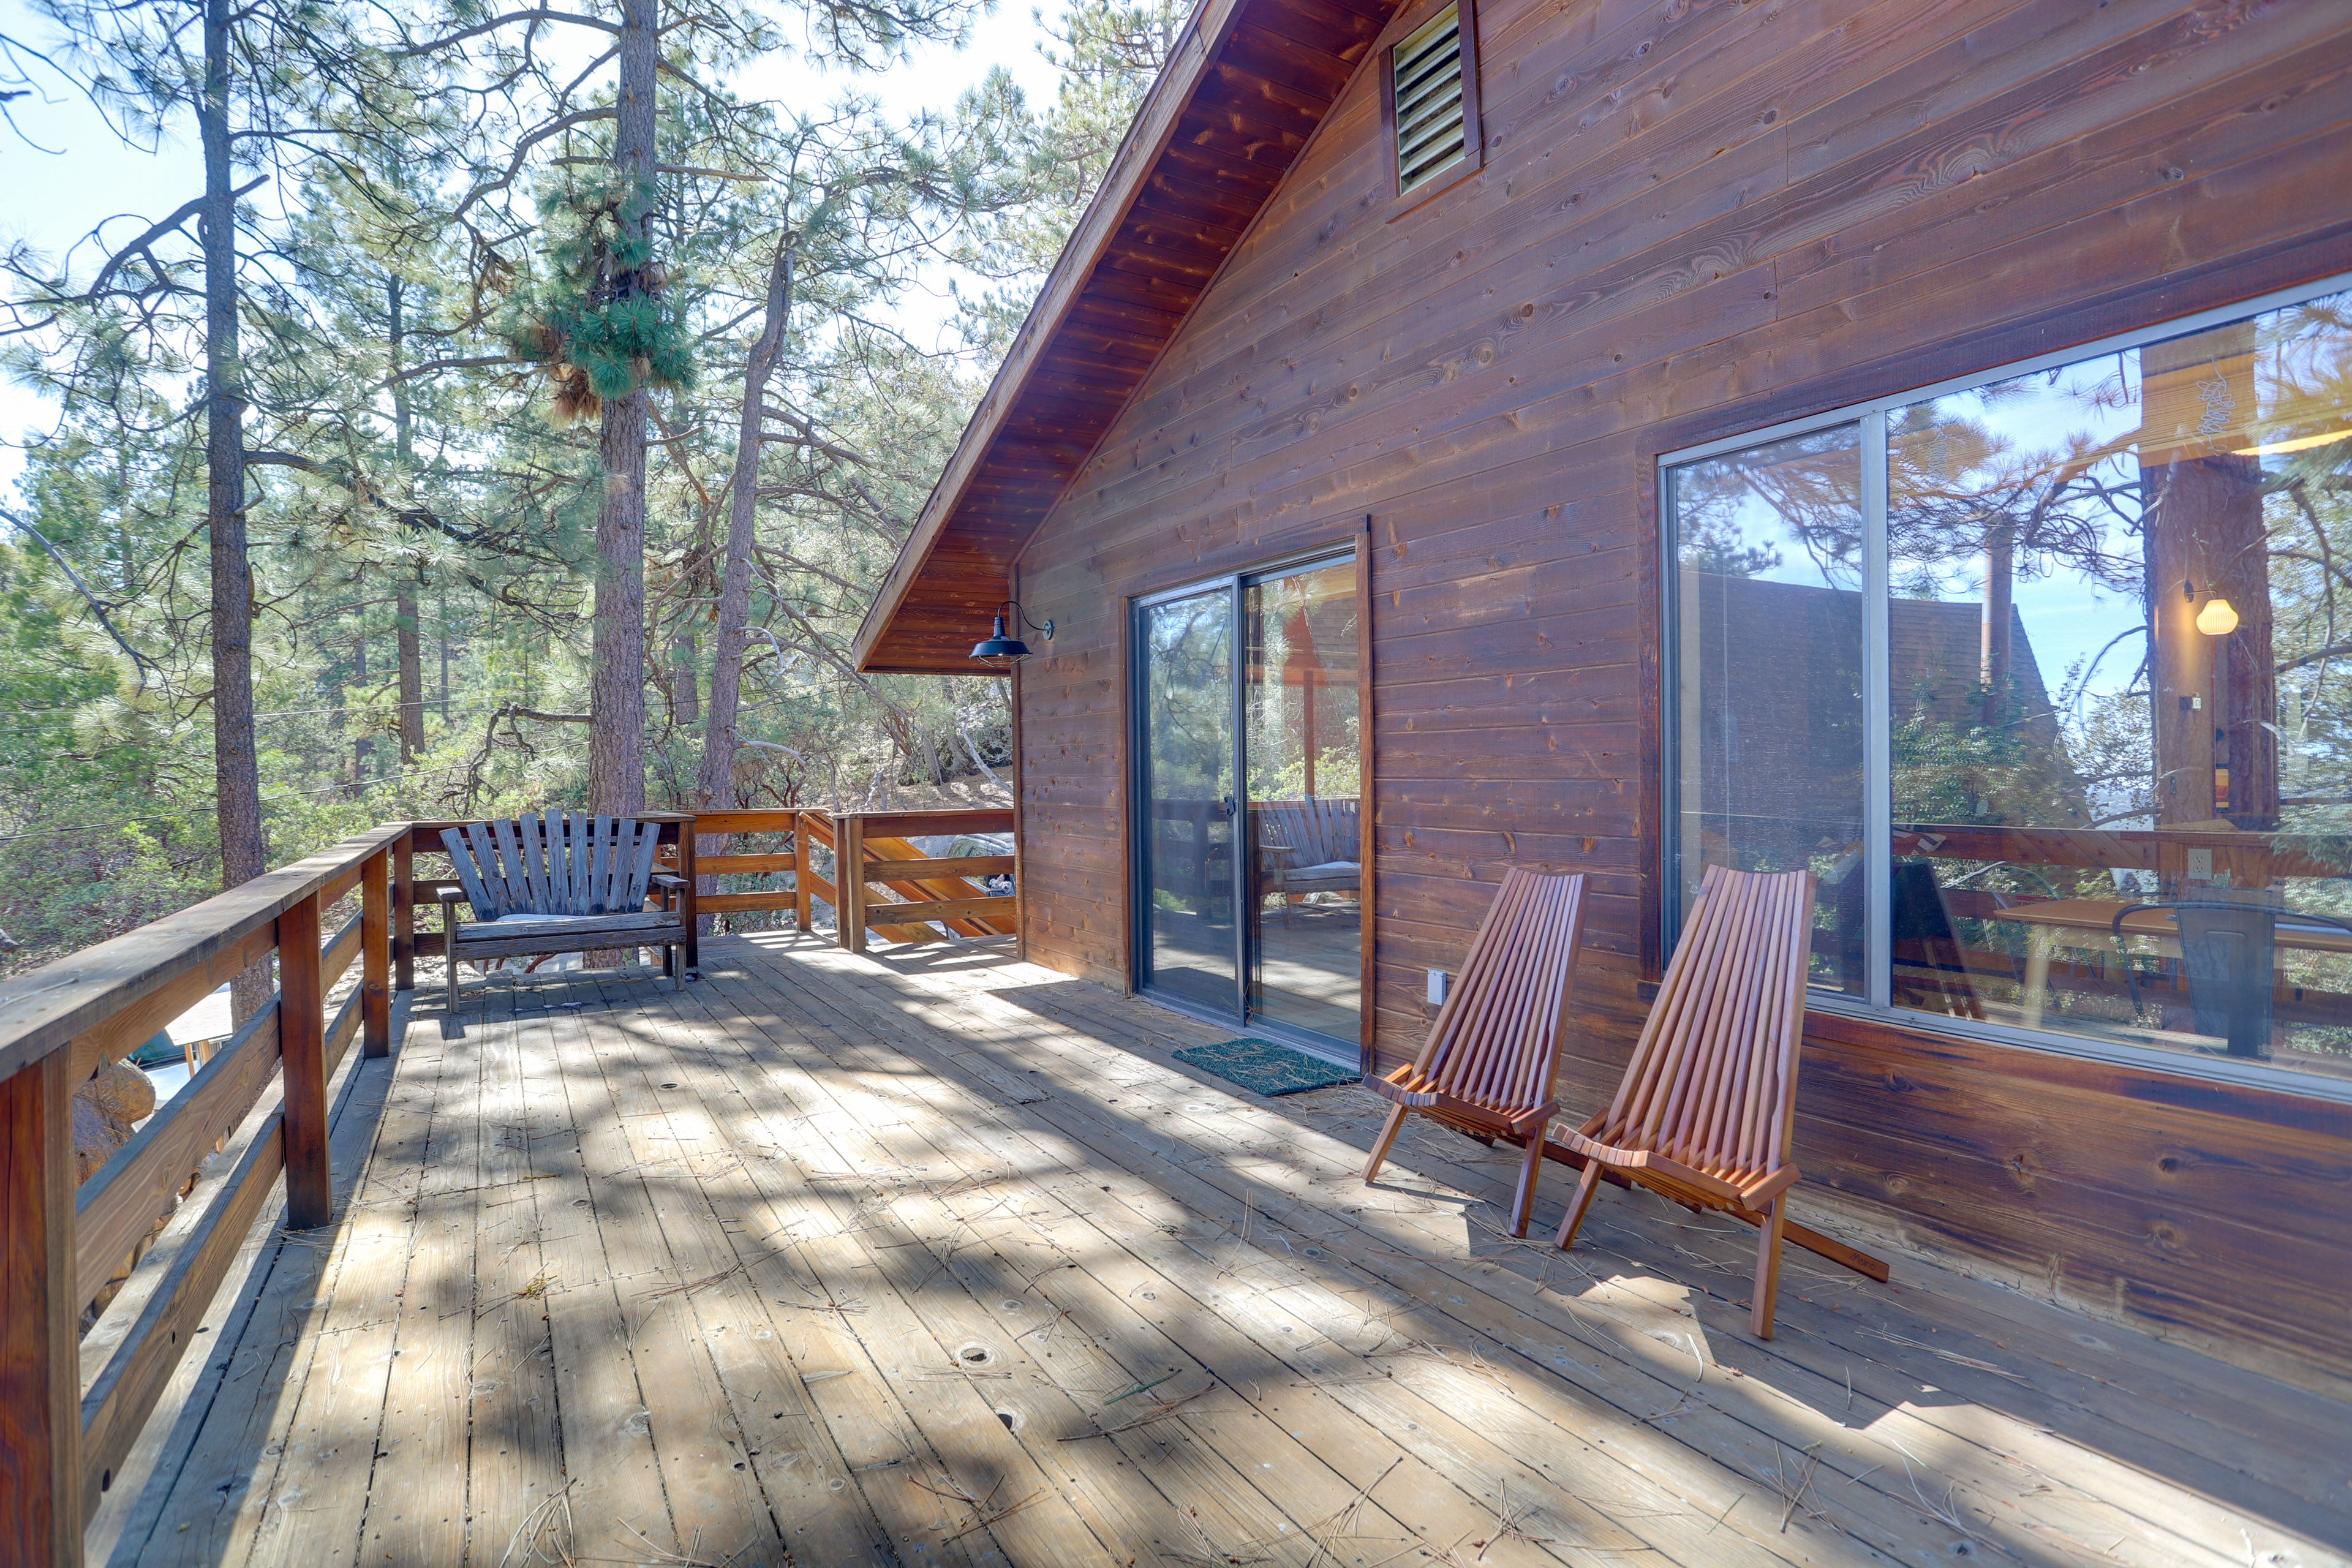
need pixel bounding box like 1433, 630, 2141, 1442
350, 631, 372, 795
692, 234, 796, 922
587, 0, 659, 816
388, 277, 426, 763
202, 0, 266, 1021
696, 235, 795, 818
671, 633, 698, 725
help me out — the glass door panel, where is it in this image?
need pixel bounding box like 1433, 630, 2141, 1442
1138, 587, 1240, 1013
1245, 562, 1363, 1045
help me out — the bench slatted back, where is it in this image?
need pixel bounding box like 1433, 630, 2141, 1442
442, 812, 663, 919
1261, 798, 1359, 866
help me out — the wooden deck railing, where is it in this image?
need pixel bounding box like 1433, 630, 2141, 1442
685, 807, 1016, 954
0, 824, 403, 1565
0, 805, 1015, 1562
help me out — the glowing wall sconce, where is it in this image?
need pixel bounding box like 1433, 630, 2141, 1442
2182, 578, 2240, 637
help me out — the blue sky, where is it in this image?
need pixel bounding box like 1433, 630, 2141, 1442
0, 0, 1064, 503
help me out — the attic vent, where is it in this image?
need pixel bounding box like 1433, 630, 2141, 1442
1392, 4, 1468, 194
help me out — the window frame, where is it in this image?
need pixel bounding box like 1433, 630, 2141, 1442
1379, 0, 1482, 216
1656, 267, 2352, 1106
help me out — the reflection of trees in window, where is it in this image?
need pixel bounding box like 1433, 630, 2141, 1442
1673, 427, 1860, 586
2255, 298, 2352, 830
1245, 570, 1359, 801
1147, 597, 1229, 799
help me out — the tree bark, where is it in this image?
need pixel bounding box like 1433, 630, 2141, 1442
691, 233, 796, 922
2141, 323, 2274, 831
696, 234, 795, 820
388, 277, 426, 762
202, 0, 267, 1021
671, 632, 698, 725
587, 0, 659, 816
351, 631, 372, 795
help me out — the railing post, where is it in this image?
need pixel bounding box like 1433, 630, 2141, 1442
839, 813, 867, 955
675, 819, 699, 975
277, 892, 332, 1229
792, 812, 812, 934
392, 828, 415, 992
362, 848, 392, 1058
0, 1050, 82, 1567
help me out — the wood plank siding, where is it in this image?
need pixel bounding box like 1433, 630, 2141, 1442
862, 0, 2352, 1389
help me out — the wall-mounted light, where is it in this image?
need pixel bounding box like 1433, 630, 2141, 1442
2195, 597, 2240, 636
970, 600, 1054, 663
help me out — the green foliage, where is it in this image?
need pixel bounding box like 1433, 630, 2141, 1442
0, 0, 1169, 965
507, 176, 698, 412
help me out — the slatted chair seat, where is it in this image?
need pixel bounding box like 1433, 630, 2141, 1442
1553, 862, 1835, 1338
437, 811, 696, 1035
1360, 868, 1588, 1236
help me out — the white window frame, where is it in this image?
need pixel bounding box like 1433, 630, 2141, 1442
1656, 268, 2352, 1106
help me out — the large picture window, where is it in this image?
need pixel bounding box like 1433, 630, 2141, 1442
1665, 279, 2352, 1093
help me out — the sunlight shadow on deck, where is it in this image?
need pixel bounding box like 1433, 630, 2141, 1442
96, 938, 2352, 1568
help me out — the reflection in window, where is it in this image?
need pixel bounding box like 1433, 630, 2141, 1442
1670, 424, 1866, 994
1667, 285, 2352, 1085
1139, 589, 1237, 1011
1885, 297, 2352, 1079
1245, 562, 1362, 1042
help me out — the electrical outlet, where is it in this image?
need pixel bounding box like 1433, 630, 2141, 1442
1426, 968, 1449, 1006
2186, 848, 2214, 881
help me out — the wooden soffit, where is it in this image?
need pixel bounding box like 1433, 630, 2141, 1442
852, 0, 1398, 674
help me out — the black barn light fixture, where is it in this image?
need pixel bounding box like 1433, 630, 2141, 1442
971, 600, 1054, 663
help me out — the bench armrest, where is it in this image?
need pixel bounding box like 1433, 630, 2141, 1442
435, 886, 466, 903
649, 873, 688, 890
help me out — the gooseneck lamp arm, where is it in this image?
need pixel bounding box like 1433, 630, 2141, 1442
970, 600, 1055, 663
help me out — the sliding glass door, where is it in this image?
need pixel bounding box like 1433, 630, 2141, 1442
1137, 586, 1240, 1012
1134, 553, 1363, 1060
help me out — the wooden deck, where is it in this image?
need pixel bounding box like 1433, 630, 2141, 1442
91, 932, 2352, 1567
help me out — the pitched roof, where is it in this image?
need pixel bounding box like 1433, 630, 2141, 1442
852, 0, 1398, 673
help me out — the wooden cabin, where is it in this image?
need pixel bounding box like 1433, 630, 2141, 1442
10, 2, 2352, 1562
853, 0, 2352, 1400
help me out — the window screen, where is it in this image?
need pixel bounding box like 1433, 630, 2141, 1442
1392, 5, 1466, 194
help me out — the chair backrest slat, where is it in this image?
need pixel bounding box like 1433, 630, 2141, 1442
518, 810, 548, 913
559, 812, 586, 913
1409, 868, 1587, 1112
624, 821, 661, 911
489, 818, 526, 915
1594, 863, 1814, 1180
442, 827, 497, 919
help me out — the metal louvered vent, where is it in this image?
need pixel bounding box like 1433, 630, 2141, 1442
1392, 5, 1466, 194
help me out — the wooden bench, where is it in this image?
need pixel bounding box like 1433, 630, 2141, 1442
437, 812, 698, 1034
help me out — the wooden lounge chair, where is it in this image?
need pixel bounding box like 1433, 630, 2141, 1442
438, 812, 696, 1035
1360, 869, 1588, 1237
1552, 862, 1822, 1338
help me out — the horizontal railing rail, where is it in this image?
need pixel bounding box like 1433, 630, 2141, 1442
0, 823, 402, 1564
684, 807, 1016, 952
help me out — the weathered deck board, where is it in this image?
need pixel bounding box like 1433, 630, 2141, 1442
100, 935, 2352, 1567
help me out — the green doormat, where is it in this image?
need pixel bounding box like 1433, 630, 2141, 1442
1171, 1038, 1355, 1097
